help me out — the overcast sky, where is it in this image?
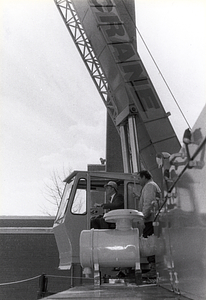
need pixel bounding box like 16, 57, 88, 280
0, 0, 205, 216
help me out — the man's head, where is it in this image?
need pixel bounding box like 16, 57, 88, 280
136, 170, 152, 187
104, 181, 117, 196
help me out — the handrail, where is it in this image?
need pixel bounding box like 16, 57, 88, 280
0, 274, 94, 287
0, 275, 41, 286
154, 136, 206, 221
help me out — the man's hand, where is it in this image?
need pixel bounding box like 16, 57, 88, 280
90, 204, 103, 215
133, 192, 140, 199
93, 203, 102, 208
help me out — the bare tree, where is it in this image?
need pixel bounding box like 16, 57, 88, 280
41, 167, 71, 216
41, 167, 87, 216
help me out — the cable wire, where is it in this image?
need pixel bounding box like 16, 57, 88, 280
0, 275, 41, 286
120, 0, 191, 129
0, 274, 94, 286
47, 274, 93, 280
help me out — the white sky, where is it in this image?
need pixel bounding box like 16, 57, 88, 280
0, 0, 205, 216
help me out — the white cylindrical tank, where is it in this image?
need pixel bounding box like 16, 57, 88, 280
80, 209, 144, 270
80, 228, 139, 268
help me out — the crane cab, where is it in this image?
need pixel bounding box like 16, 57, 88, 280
53, 170, 141, 277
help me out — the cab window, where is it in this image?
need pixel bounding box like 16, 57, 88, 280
71, 178, 87, 214
55, 181, 73, 223
127, 182, 141, 210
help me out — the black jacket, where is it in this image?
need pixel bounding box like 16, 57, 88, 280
102, 193, 124, 210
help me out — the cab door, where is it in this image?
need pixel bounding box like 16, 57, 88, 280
53, 172, 89, 272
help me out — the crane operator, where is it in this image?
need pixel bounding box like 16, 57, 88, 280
90, 181, 124, 229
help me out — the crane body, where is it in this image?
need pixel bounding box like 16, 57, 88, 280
49, 1, 206, 299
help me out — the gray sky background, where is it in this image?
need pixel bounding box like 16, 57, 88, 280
1, 0, 205, 216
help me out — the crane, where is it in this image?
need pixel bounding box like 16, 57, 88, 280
51, 1, 206, 299
54, 0, 180, 178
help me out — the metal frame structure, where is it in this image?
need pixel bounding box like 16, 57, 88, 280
54, 0, 180, 176
54, 0, 142, 173
54, 0, 119, 127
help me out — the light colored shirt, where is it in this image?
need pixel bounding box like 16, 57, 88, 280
138, 180, 161, 222
110, 193, 115, 203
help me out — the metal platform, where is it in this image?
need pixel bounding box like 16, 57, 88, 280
43, 283, 189, 300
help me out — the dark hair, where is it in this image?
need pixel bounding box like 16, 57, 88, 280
138, 170, 152, 180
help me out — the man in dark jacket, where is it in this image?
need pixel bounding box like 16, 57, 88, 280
91, 181, 124, 229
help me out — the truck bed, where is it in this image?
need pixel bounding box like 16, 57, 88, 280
43, 283, 190, 300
